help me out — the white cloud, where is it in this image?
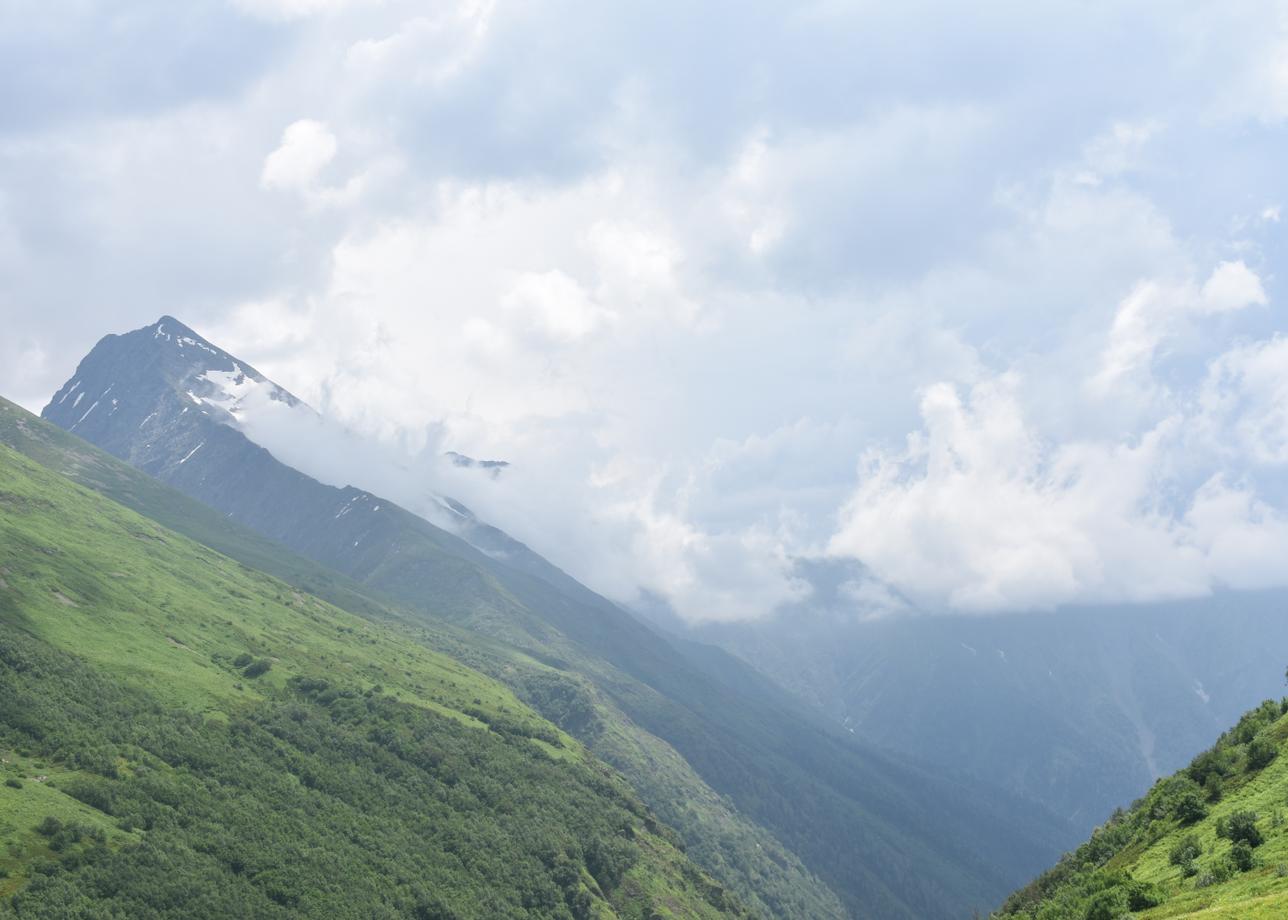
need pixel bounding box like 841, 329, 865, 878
0, 338, 50, 412
827, 366, 1288, 613
1089, 261, 1266, 395
1200, 260, 1267, 313
502, 270, 610, 343
260, 119, 337, 192
6, 0, 1288, 623
344, 2, 496, 87
1199, 336, 1288, 466
1076, 120, 1162, 185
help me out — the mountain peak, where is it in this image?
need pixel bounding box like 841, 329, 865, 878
153, 314, 191, 332
41, 316, 305, 462
146, 315, 238, 364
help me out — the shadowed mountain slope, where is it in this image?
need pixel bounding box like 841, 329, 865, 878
689, 573, 1288, 837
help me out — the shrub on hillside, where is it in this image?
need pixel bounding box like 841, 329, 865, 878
1174, 791, 1207, 824
243, 658, 272, 678
1231, 840, 1255, 872
1169, 834, 1202, 870
1124, 879, 1162, 910
1203, 773, 1224, 802
1195, 860, 1232, 889
1083, 887, 1128, 920
1246, 735, 1277, 771
1227, 811, 1263, 847
585, 835, 640, 891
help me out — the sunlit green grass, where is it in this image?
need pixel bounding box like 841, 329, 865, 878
0, 443, 567, 744
1123, 718, 1288, 918
0, 751, 141, 898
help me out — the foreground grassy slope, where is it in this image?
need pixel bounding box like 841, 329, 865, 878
996, 698, 1288, 919
0, 442, 750, 919
0, 395, 845, 919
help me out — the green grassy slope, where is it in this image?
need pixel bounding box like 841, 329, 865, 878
0, 395, 845, 919
0, 442, 751, 919
996, 698, 1288, 919
0, 396, 395, 626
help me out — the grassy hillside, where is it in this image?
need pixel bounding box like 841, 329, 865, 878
0, 395, 846, 919
996, 696, 1288, 919
0, 441, 751, 919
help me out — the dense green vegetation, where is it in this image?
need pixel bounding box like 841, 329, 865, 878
0, 442, 749, 918
996, 697, 1288, 919
0, 395, 847, 919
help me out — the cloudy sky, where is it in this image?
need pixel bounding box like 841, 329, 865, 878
4, 0, 1288, 622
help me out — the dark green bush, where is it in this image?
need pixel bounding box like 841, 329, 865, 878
1169, 834, 1202, 867
242, 658, 272, 678
1204, 772, 1224, 802
1174, 791, 1207, 824
1083, 887, 1128, 920
585, 835, 640, 891
1246, 736, 1277, 771
1124, 879, 1162, 910
1227, 811, 1263, 847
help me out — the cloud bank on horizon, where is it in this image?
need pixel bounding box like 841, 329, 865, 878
2, 0, 1287, 621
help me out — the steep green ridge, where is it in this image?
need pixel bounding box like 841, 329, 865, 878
36, 318, 1071, 918
0, 397, 845, 920
996, 697, 1288, 919
0, 443, 751, 919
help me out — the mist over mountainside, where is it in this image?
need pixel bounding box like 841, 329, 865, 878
36, 317, 1074, 918
687, 591, 1288, 835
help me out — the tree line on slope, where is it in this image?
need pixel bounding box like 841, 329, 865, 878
0, 626, 749, 919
